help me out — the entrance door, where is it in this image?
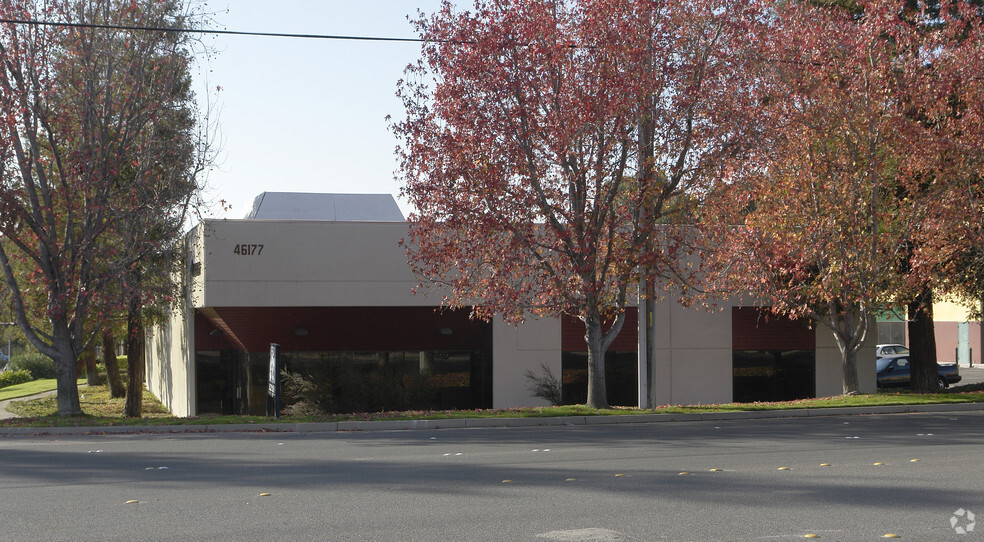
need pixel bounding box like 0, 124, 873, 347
196, 350, 250, 415
958, 322, 971, 367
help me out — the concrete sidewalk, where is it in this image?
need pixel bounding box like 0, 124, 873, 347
0, 390, 56, 420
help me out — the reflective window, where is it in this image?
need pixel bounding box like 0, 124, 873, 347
561, 351, 638, 406
197, 349, 493, 415
733, 350, 815, 403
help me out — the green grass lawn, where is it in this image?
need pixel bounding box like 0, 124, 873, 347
2, 375, 983, 429
0, 378, 75, 402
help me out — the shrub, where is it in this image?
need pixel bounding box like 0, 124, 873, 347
281, 352, 439, 415
9, 353, 56, 380
524, 363, 563, 406
281, 369, 326, 416
0, 369, 33, 389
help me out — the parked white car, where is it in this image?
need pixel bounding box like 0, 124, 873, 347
875, 344, 909, 360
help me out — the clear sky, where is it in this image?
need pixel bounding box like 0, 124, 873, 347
197, 1, 449, 219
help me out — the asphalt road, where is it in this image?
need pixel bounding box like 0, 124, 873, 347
1, 411, 982, 542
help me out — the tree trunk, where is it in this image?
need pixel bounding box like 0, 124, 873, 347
124, 288, 145, 418
908, 286, 938, 393
102, 329, 125, 398
827, 300, 868, 395
830, 307, 860, 395
840, 343, 860, 395
584, 318, 608, 409
52, 323, 83, 416
79, 343, 99, 386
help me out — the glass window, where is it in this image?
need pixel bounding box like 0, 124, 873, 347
561, 351, 638, 406
279, 349, 492, 414
197, 348, 493, 416
733, 350, 815, 403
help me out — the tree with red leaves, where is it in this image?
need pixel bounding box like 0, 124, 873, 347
893, 0, 984, 391
702, 0, 984, 394
0, 0, 211, 416
396, 0, 763, 408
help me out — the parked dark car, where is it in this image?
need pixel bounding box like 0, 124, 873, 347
876, 356, 961, 390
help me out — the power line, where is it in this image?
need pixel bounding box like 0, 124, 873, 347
0, 17, 433, 44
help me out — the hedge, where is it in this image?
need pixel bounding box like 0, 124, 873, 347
0, 369, 33, 389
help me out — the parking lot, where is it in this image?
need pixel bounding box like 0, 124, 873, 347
952, 365, 984, 388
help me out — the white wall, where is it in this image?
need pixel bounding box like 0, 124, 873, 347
145, 299, 195, 417
492, 317, 562, 408
193, 220, 431, 308
643, 300, 733, 406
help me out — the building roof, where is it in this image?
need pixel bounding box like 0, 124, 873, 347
244, 192, 405, 222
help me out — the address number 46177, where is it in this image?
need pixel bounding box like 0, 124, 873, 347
234, 244, 264, 256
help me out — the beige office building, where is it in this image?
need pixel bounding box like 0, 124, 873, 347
145, 193, 873, 417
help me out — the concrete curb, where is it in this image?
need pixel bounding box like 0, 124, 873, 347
1, 402, 982, 437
